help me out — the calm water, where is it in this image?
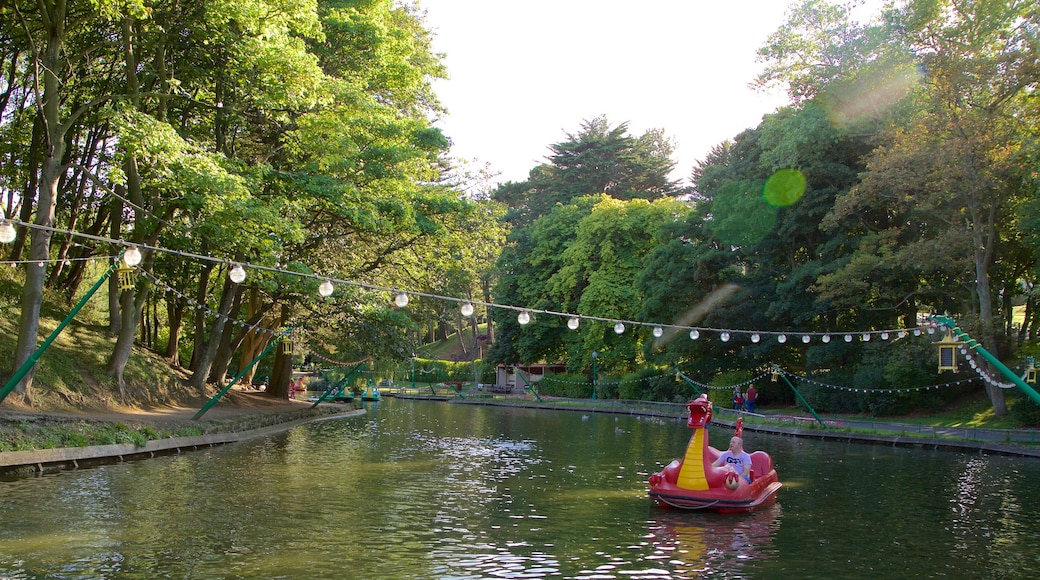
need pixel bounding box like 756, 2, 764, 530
2, 398, 1040, 579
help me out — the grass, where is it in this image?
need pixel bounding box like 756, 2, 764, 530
0, 406, 348, 452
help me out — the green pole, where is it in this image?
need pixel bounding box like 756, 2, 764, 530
309, 360, 368, 408
675, 371, 705, 396
931, 315, 1040, 406
0, 257, 122, 404
514, 368, 543, 402
774, 364, 826, 428
193, 330, 288, 420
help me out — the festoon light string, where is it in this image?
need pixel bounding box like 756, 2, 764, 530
0, 218, 973, 354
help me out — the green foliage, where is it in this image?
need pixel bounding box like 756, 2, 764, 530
537, 373, 593, 399
1008, 396, 1040, 428
492, 116, 684, 226
402, 358, 485, 385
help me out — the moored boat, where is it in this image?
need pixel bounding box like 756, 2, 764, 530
648, 394, 781, 513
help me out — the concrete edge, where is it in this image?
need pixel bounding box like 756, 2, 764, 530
1, 408, 366, 472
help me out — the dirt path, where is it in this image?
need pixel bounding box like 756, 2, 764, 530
0, 388, 318, 430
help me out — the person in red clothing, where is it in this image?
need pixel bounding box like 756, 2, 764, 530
745, 384, 758, 413
733, 387, 744, 411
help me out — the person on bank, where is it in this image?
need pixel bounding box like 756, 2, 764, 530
733, 388, 744, 411
714, 436, 752, 483
745, 384, 757, 413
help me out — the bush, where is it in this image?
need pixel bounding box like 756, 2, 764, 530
1008, 396, 1040, 427
537, 373, 593, 398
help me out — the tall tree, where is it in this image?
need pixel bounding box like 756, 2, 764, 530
817, 0, 1040, 414
492, 117, 684, 227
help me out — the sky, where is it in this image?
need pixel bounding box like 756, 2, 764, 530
417, 0, 808, 187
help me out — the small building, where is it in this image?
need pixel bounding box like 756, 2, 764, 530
495, 363, 567, 392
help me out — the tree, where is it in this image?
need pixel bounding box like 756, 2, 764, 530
492, 116, 684, 226
816, 0, 1040, 414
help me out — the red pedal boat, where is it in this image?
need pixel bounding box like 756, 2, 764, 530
648, 394, 781, 513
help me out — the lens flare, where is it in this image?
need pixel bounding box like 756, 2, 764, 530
763, 169, 806, 207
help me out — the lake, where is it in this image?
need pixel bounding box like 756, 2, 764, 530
2, 398, 1039, 578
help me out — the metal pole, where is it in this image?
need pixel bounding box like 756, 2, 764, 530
774, 364, 826, 428
0, 257, 122, 404
931, 315, 1040, 406
193, 329, 289, 420
310, 360, 368, 408
514, 368, 543, 402
675, 371, 705, 395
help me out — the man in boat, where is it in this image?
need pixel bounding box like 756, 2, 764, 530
713, 436, 752, 483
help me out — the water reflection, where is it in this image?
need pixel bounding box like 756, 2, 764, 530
646, 505, 780, 577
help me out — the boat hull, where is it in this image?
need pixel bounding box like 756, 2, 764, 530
648, 473, 782, 513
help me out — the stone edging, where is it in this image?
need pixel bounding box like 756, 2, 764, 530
0, 408, 366, 474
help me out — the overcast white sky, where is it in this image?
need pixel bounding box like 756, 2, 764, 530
418, 0, 810, 186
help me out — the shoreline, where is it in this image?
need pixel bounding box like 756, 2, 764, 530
441, 396, 1040, 459
0, 406, 365, 476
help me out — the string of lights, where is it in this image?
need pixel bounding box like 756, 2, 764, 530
960, 348, 1021, 390
539, 369, 687, 387
0, 218, 941, 344
1, 255, 119, 267
678, 370, 775, 392
777, 367, 977, 393
300, 349, 369, 368
140, 269, 287, 339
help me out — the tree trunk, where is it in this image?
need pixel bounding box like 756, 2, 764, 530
972, 195, 1006, 416
106, 286, 138, 399
482, 279, 495, 343
164, 290, 185, 366
189, 261, 215, 370
10, 12, 67, 402
207, 284, 245, 384
107, 193, 124, 335
189, 274, 237, 395
267, 304, 293, 399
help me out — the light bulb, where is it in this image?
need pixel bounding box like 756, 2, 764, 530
123, 245, 142, 267
517, 311, 530, 325
844, 334, 853, 342
318, 280, 334, 297
720, 331, 731, 342
394, 292, 409, 307
777, 334, 787, 343
653, 326, 663, 338
802, 335, 811, 343
822, 335, 831, 343
0, 221, 15, 244
614, 322, 625, 334
751, 333, 760, 343
461, 302, 474, 317
690, 329, 700, 340
862, 333, 871, 341
567, 317, 580, 330
229, 263, 246, 284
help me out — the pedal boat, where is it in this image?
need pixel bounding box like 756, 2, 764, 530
648, 394, 781, 513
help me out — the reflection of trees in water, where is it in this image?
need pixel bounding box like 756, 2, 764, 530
647, 504, 782, 575
949, 456, 1034, 571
